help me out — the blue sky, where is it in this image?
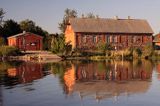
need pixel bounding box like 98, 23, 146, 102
1, 0, 160, 34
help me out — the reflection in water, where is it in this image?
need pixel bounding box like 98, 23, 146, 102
63, 65, 75, 94
8, 62, 43, 83
0, 85, 2, 106
52, 60, 153, 102
76, 60, 152, 81
0, 60, 159, 105
156, 63, 160, 80
0, 61, 50, 88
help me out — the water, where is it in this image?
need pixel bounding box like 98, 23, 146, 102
0, 60, 160, 106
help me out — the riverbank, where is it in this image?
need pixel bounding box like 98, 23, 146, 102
63, 50, 160, 61
0, 51, 62, 63
1, 49, 160, 62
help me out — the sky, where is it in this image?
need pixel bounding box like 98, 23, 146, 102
0, 0, 160, 34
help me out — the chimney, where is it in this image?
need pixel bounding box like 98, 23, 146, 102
114, 16, 119, 20
82, 14, 85, 18
128, 16, 131, 19
96, 15, 99, 19
23, 31, 26, 34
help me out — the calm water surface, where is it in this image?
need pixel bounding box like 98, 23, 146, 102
1, 60, 160, 106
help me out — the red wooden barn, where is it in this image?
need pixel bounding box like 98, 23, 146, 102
65, 17, 153, 50
7, 31, 43, 51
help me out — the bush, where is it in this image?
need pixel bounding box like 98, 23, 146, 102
0, 37, 5, 46
97, 42, 113, 53
109, 48, 133, 59
96, 42, 107, 53
133, 48, 142, 58
142, 44, 153, 58
123, 48, 133, 57
0, 46, 21, 56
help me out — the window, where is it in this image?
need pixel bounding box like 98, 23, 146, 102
114, 36, 118, 42
98, 36, 101, 41
129, 36, 133, 43
112, 36, 117, 43
82, 35, 87, 43
112, 36, 115, 43
133, 36, 136, 43
93, 36, 97, 43
106, 36, 110, 43
31, 42, 36, 46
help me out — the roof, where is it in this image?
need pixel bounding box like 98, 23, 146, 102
7, 32, 43, 39
69, 18, 154, 34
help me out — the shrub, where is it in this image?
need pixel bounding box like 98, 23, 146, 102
109, 48, 133, 59
0, 37, 5, 46
0, 46, 21, 56
133, 48, 142, 58
142, 44, 153, 58
123, 48, 133, 57
96, 42, 107, 53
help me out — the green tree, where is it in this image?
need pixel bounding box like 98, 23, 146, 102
3, 19, 22, 38
0, 8, 5, 26
0, 26, 3, 35
20, 19, 35, 32
86, 12, 98, 18
0, 37, 5, 46
59, 8, 77, 33
43, 34, 52, 50
51, 34, 65, 54
20, 19, 48, 36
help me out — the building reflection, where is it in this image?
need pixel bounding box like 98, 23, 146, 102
52, 60, 153, 101
7, 62, 44, 83
155, 62, 160, 79
76, 60, 152, 81
4, 62, 45, 86
63, 65, 76, 94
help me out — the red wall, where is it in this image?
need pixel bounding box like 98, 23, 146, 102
8, 33, 43, 51
75, 33, 152, 50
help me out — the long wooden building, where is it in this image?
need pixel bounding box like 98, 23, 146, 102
65, 17, 153, 50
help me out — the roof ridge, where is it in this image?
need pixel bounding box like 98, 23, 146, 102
69, 17, 146, 21
7, 32, 43, 38
69, 18, 153, 34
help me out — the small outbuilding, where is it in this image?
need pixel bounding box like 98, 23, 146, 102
153, 33, 160, 49
8, 31, 43, 51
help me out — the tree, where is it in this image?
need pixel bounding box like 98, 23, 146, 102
20, 19, 48, 36
51, 34, 65, 54
20, 19, 36, 32
0, 8, 5, 26
0, 37, 5, 46
50, 33, 72, 56
0, 26, 3, 35
3, 19, 22, 38
59, 8, 77, 33
86, 12, 98, 18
